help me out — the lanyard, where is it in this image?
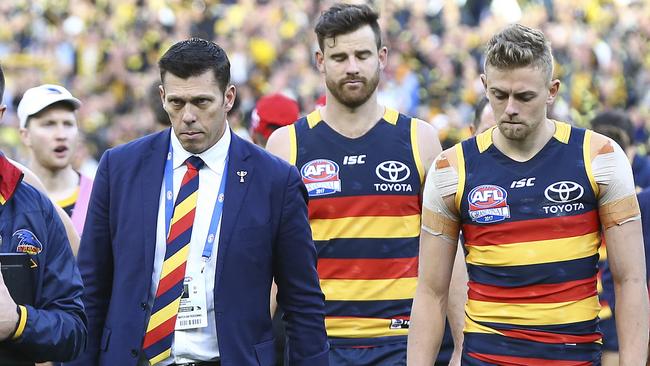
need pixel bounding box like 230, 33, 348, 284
164, 142, 228, 261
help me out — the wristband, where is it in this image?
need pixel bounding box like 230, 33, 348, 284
11, 305, 26, 340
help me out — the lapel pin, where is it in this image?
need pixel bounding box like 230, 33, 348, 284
237, 170, 248, 183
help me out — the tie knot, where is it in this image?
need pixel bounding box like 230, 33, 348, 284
185, 156, 205, 171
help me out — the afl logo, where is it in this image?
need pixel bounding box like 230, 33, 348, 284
376, 161, 410, 183
468, 185, 507, 209
301, 159, 339, 182
301, 159, 342, 197
544, 181, 584, 203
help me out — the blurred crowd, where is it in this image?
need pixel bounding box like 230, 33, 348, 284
0, 0, 649, 174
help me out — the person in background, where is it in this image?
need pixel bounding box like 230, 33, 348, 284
226, 94, 253, 142
147, 81, 172, 131
18, 84, 93, 236
250, 93, 299, 147
470, 97, 496, 135
591, 110, 650, 190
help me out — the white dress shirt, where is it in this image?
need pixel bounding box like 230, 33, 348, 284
150, 127, 231, 365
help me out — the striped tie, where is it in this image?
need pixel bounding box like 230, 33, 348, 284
142, 156, 204, 365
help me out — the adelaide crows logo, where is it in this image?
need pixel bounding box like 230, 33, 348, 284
13, 229, 43, 255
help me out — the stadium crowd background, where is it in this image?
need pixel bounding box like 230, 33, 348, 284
0, 0, 649, 172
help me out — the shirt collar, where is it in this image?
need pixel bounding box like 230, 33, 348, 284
0, 152, 23, 205
170, 123, 231, 173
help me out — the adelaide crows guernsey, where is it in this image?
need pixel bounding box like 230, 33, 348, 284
289, 108, 424, 347
456, 121, 602, 365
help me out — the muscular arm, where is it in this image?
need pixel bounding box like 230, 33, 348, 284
605, 218, 648, 363
591, 132, 649, 363
10, 159, 80, 255
266, 126, 292, 162
408, 217, 459, 365
416, 121, 465, 363
416, 119, 442, 176
408, 149, 463, 365
446, 243, 467, 365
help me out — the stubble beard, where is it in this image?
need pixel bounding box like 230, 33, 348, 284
326, 69, 380, 109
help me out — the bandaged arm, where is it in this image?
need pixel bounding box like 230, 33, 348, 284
408, 151, 466, 365
591, 135, 648, 363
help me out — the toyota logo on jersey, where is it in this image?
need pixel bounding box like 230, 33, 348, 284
544, 181, 584, 203
375, 161, 410, 183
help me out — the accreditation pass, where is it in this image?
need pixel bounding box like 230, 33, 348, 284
176, 273, 208, 330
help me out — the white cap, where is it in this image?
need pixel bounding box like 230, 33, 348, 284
17, 84, 81, 128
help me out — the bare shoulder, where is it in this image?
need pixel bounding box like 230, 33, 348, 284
266, 125, 293, 163
435, 145, 460, 171
414, 119, 442, 174
588, 130, 617, 160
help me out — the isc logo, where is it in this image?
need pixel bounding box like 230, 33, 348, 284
468, 185, 507, 209
510, 177, 536, 188
301, 159, 339, 182
343, 155, 366, 165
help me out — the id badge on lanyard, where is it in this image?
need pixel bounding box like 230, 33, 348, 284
164, 142, 229, 330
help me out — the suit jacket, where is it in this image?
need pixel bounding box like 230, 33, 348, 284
68, 129, 328, 366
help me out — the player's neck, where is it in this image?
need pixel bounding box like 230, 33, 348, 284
492, 118, 556, 162
320, 97, 385, 139
29, 163, 79, 199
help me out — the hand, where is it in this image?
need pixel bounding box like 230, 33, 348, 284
0, 266, 19, 341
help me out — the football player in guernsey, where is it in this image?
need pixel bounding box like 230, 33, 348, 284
18, 84, 93, 239
408, 23, 648, 365
267, 3, 466, 365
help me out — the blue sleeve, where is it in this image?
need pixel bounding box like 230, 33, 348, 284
274, 166, 329, 366
12, 190, 87, 362
66, 150, 114, 366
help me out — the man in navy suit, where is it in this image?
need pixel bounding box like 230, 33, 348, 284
68, 38, 328, 366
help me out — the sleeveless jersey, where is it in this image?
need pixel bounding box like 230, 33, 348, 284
290, 108, 424, 347
57, 185, 79, 217
456, 122, 602, 365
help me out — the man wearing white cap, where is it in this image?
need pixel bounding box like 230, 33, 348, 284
18, 84, 93, 236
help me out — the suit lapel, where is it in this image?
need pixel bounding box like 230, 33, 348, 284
214, 132, 254, 294
140, 130, 170, 288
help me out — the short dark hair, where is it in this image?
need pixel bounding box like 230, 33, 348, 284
315, 3, 381, 51
590, 110, 635, 150
485, 24, 554, 82
473, 97, 490, 131
0, 63, 5, 103
158, 38, 230, 92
